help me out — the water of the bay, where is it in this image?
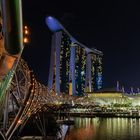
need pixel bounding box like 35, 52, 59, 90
65, 117, 140, 140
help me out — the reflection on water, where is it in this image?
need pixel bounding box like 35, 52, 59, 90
65, 117, 140, 140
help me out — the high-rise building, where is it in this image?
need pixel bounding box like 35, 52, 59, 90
74, 44, 86, 95
46, 16, 103, 96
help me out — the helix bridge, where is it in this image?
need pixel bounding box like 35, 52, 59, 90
0, 0, 72, 139
0, 57, 81, 140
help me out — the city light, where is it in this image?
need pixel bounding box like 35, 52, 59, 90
23, 25, 30, 44
18, 119, 22, 124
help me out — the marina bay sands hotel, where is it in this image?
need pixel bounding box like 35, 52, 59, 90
46, 16, 103, 96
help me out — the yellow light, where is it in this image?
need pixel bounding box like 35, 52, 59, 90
25, 30, 29, 35
18, 120, 22, 124
24, 37, 29, 43
69, 83, 72, 96
24, 26, 28, 29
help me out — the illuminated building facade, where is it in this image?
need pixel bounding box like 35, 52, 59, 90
59, 32, 71, 93
75, 44, 86, 95
96, 55, 103, 90
46, 16, 103, 95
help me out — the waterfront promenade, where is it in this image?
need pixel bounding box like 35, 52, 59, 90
55, 108, 140, 118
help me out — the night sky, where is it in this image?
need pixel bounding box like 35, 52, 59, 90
22, 0, 140, 91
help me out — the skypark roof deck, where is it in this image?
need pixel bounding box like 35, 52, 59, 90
45, 16, 103, 56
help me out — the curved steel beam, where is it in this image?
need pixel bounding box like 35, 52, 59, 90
1, 0, 23, 55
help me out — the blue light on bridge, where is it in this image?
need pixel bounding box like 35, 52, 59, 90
45, 16, 63, 32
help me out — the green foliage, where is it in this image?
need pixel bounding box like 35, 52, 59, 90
112, 102, 132, 107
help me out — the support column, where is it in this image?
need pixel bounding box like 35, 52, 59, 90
55, 31, 62, 95
47, 33, 56, 91
47, 31, 62, 95
85, 53, 92, 92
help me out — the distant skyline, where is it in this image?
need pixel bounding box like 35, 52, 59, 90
22, 0, 140, 92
